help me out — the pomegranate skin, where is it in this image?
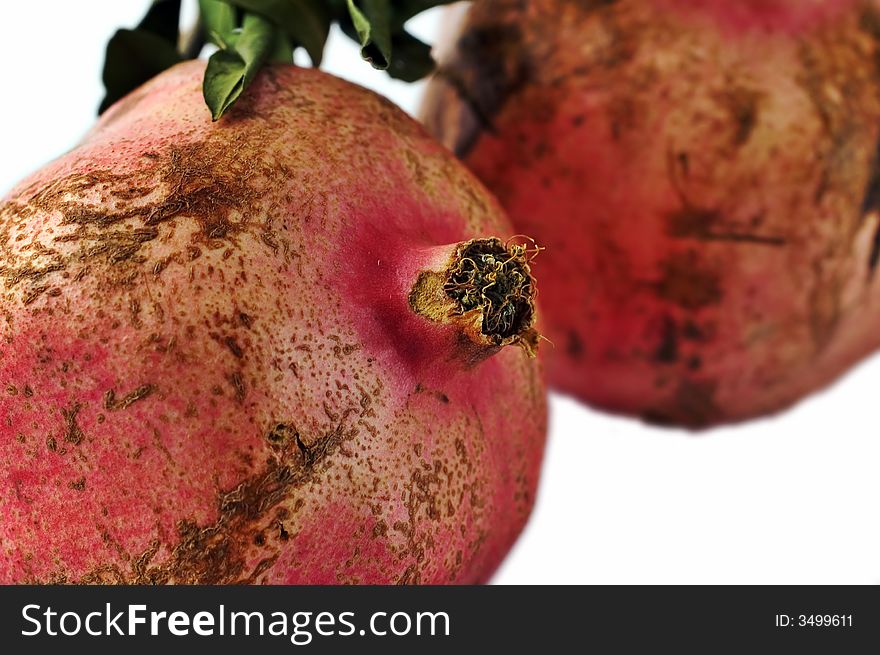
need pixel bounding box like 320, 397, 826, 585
0, 62, 546, 583
422, 0, 880, 427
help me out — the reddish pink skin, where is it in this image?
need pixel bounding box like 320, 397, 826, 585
657, 0, 857, 34
423, 0, 880, 426
0, 62, 546, 583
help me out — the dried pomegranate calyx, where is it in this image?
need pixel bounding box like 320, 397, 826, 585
409, 237, 541, 357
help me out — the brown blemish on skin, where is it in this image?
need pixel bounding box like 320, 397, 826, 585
664, 206, 787, 246
23, 286, 49, 306
717, 86, 762, 147
433, 22, 532, 157
392, 464, 446, 585
860, 141, 880, 273
56, 420, 354, 584
104, 384, 156, 411
681, 320, 711, 342
397, 564, 420, 585
61, 403, 85, 445
644, 378, 720, 428
413, 383, 451, 405
653, 316, 679, 364
228, 372, 246, 403
0, 137, 281, 308
868, 218, 880, 274
566, 330, 584, 358
223, 336, 244, 359
655, 251, 723, 310
265, 423, 298, 447
425, 0, 627, 158
664, 152, 785, 246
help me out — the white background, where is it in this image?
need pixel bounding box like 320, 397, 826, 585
1, 1, 878, 584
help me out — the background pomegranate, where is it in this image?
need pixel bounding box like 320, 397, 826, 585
423, 0, 880, 427
0, 60, 546, 583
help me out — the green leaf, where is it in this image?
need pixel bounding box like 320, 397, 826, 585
199, 0, 236, 46
223, 0, 331, 66
346, 0, 392, 70
99, 0, 184, 114
386, 31, 434, 82
99, 29, 182, 114
138, 0, 182, 42
271, 31, 294, 63
203, 12, 276, 120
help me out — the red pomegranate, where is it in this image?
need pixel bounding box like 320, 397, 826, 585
423, 0, 880, 427
0, 61, 546, 583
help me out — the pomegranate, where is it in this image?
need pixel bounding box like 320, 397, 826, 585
423, 0, 880, 427
0, 61, 546, 583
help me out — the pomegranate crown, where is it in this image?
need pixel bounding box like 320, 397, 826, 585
409, 237, 543, 359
